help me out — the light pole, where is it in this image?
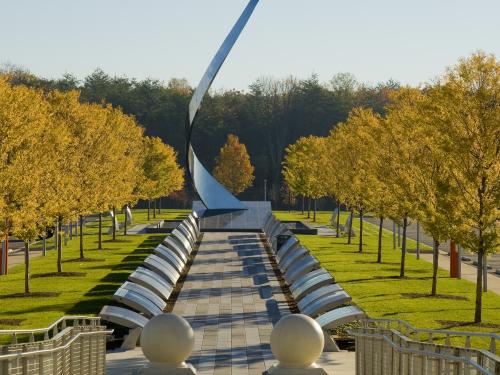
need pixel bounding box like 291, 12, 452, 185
264, 179, 267, 201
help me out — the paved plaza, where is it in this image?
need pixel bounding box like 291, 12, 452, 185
106, 232, 355, 374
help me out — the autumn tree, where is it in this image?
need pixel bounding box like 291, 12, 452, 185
425, 52, 500, 322
139, 136, 184, 220
327, 108, 382, 251
213, 134, 255, 195
283, 136, 328, 221
0, 78, 64, 293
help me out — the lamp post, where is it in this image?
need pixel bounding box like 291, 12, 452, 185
264, 179, 267, 201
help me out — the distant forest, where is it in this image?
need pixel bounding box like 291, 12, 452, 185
2, 67, 400, 208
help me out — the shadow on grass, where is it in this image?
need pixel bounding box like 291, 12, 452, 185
65, 234, 166, 316
31, 272, 86, 278
401, 293, 469, 301
63, 258, 105, 263
0, 292, 60, 299
436, 320, 500, 330
102, 239, 134, 244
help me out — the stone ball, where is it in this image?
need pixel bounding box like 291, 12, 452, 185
270, 314, 324, 368
140, 313, 194, 364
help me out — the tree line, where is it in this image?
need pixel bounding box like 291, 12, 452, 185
0, 76, 184, 294
283, 52, 499, 323
1, 65, 399, 204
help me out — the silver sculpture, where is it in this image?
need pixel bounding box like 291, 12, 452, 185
185, 0, 259, 210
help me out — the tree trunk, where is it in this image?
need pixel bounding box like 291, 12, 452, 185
79, 215, 84, 259
416, 221, 420, 259
358, 208, 364, 253
42, 230, 47, 256
57, 218, 62, 273
24, 241, 30, 294
400, 215, 408, 278
288, 191, 291, 213
483, 256, 488, 292
313, 199, 317, 222
148, 200, 151, 221
397, 224, 401, 247
392, 221, 396, 249
377, 217, 384, 263
98, 212, 102, 250
112, 207, 117, 241
336, 200, 341, 238
124, 207, 128, 236
431, 238, 439, 295
307, 198, 311, 218
301, 195, 305, 215
158, 198, 161, 214
153, 199, 156, 219
55, 218, 59, 252
347, 210, 354, 245
475, 249, 484, 323
69, 222, 73, 240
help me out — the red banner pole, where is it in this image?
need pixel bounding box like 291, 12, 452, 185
450, 240, 458, 278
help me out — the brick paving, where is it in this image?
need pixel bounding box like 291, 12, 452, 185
106, 231, 355, 375
174, 232, 290, 375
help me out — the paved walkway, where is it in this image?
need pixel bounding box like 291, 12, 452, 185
106, 232, 355, 374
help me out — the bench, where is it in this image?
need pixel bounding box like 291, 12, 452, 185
99, 305, 148, 329
112, 288, 162, 318
177, 222, 196, 247
300, 290, 351, 318
291, 270, 335, 301
297, 284, 344, 311
275, 236, 300, 262
162, 236, 190, 262
121, 281, 167, 311
279, 246, 309, 273
153, 244, 185, 271
128, 267, 173, 300
284, 255, 320, 284
143, 255, 181, 285
170, 229, 193, 253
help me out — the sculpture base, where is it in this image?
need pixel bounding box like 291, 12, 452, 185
264, 363, 328, 375
193, 201, 271, 232
138, 362, 197, 375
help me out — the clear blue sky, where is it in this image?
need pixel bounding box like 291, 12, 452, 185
1, 0, 499, 90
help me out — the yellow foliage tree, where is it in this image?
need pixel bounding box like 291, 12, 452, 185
0, 78, 64, 293
213, 134, 255, 195
425, 52, 500, 322
283, 136, 328, 221
139, 136, 184, 220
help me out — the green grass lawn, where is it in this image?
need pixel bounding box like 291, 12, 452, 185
274, 210, 500, 351
0, 209, 190, 331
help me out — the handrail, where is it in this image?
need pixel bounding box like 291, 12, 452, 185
0, 316, 102, 345
0, 329, 113, 360
350, 329, 496, 375
0, 316, 100, 335
361, 317, 499, 353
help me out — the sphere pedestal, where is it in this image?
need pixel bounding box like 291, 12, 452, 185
138, 313, 197, 375
265, 314, 327, 375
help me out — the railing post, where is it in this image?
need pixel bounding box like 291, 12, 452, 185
489, 337, 496, 354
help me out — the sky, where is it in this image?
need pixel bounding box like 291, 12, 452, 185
1, 0, 499, 90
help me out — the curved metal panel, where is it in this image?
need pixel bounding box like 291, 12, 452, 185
186, 0, 259, 210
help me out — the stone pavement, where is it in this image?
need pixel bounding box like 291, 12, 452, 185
106, 232, 355, 374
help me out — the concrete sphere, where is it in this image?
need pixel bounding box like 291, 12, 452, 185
140, 313, 194, 364
270, 314, 324, 368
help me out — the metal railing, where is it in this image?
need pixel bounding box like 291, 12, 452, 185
0, 317, 111, 375
360, 318, 499, 355
0, 316, 102, 345
349, 327, 500, 375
